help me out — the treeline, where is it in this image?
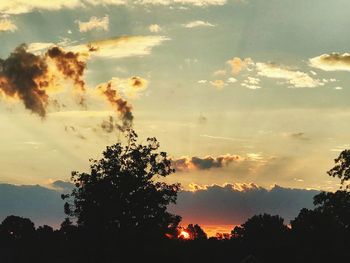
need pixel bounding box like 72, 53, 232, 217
1, 131, 349, 263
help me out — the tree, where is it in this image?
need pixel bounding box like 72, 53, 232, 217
0, 215, 35, 242
231, 214, 289, 247
327, 149, 350, 188
185, 224, 207, 240
291, 191, 350, 242
62, 130, 181, 241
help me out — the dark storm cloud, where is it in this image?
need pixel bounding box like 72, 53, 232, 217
0, 183, 66, 227
169, 184, 319, 225
0, 182, 318, 228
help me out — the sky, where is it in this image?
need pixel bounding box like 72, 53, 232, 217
0, 0, 349, 235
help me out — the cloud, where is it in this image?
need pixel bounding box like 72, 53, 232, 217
172, 154, 242, 171
97, 81, 134, 130
241, 76, 261, 89
0, 180, 315, 232
0, 0, 82, 14
137, 0, 226, 7
283, 132, 310, 141
169, 183, 319, 226
334, 86, 343, 90
78, 15, 109, 32
149, 24, 161, 33
0, 44, 139, 129
0, 183, 66, 227
27, 42, 55, 53
210, 79, 225, 89
213, 69, 226, 76
0, 18, 17, 32
0, 0, 226, 14
256, 62, 323, 88
81, 35, 170, 59
183, 20, 215, 28
0, 44, 87, 117
227, 57, 254, 75
100, 76, 148, 98
28, 36, 169, 59
309, 53, 350, 72
227, 77, 237, 83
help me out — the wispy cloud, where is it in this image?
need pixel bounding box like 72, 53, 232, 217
137, 0, 226, 7
28, 35, 170, 59
183, 20, 215, 28
256, 62, 323, 88
78, 15, 109, 32
0, 0, 227, 14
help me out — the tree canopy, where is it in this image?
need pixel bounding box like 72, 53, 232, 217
327, 149, 350, 188
62, 130, 181, 240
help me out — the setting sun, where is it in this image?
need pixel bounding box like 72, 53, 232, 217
179, 230, 190, 240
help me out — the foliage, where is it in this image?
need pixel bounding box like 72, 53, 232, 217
231, 214, 289, 247
185, 224, 207, 240
62, 129, 181, 239
0, 215, 35, 242
327, 149, 350, 188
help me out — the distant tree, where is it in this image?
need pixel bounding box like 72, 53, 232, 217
62, 130, 181, 241
327, 149, 350, 188
231, 214, 289, 247
36, 225, 54, 236
215, 232, 231, 240
0, 215, 35, 242
185, 224, 207, 240
36, 225, 55, 244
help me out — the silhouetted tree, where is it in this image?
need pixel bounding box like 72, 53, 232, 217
291, 190, 350, 245
0, 215, 35, 242
62, 130, 181, 241
327, 149, 350, 188
232, 214, 289, 247
185, 224, 207, 240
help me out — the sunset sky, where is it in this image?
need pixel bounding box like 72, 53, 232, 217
0, 0, 349, 235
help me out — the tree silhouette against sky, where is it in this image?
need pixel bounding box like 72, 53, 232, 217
62, 129, 181, 241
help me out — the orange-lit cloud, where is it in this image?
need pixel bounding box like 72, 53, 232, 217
0, 44, 89, 117
227, 57, 254, 75
0, 44, 140, 129
210, 79, 225, 89
97, 81, 133, 130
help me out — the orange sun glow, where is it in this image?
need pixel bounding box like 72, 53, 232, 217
179, 230, 190, 239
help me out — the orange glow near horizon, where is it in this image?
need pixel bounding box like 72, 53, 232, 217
179, 230, 190, 239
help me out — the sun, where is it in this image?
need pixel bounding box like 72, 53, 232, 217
179, 230, 190, 239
